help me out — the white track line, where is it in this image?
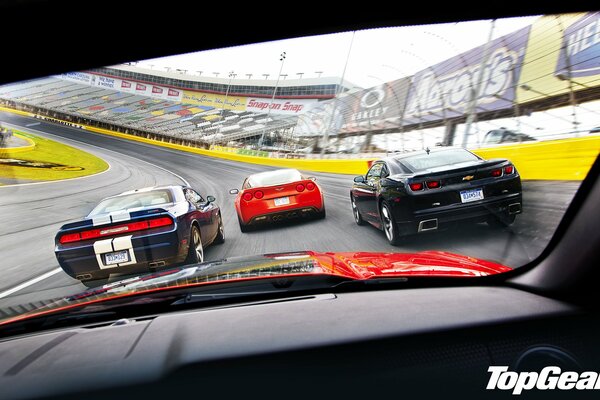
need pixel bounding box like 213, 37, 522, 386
0, 119, 190, 298
0, 121, 189, 187
0, 268, 62, 299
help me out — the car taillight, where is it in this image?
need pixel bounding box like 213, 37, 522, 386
426, 180, 441, 189
306, 182, 315, 190
254, 190, 264, 199
242, 192, 253, 201
409, 182, 423, 191
59, 217, 173, 244
491, 168, 502, 177
296, 184, 305, 192
59, 233, 81, 244
504, 165, 514, 174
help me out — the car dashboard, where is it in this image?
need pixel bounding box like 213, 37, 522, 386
1, 284, 598, 399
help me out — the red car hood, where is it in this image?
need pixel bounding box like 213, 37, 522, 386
0, 251, 510, 328
311, 250, 511, 278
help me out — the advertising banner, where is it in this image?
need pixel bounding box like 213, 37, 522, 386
245, 98, 317, 115
403, 26, 531, 125
181, 90, 247, 111
56, 72, 182, 102
338, 79, 411, 133
58, 72, 93, 85
517, 13, 600, 104
556, 12, 600, 78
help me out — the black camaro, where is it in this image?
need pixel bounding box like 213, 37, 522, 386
350, 147, 522, 245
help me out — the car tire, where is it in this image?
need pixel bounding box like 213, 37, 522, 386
351, 195, 366, 226
185, 225, 204, 264
381, 202, 401, 246
487, 213, 516, 228
316, 205, 326, 219
213, 213, 225, 244
238, 214, 250, 233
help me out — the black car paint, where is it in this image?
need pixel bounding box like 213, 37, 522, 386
351, 152, 523, 237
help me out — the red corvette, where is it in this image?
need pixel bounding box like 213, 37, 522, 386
230, 168, 326, 232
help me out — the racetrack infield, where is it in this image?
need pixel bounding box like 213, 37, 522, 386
0, 129, 108, 183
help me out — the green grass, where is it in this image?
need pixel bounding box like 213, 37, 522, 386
0, 130, 109, 181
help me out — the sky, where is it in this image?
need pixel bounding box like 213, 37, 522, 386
136, 15, 541, 89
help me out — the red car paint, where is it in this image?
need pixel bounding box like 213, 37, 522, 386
234, 173, 324, 226
0, 250, 510, 328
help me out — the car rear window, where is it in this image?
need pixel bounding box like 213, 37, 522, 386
399, 149, 480, 171
89, 190, 173, 215
248, 169, 303, 187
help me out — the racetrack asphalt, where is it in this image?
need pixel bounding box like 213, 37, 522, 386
0, 111, 582, 308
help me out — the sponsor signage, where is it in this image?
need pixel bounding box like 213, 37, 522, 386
556, 12, 600, 78
245, 98, 317, 115
56, 72, 182, 102
182, 90, 247, 111
403, 26, 530, 125
518, 13, 600, 104
338, 79, 411, 133
59, 72, 93, 85
95, 76, 117, 89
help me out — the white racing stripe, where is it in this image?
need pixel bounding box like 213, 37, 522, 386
92, 215, 111, 226
0, 268, 63, 299
110, 210, 131, 223
0, 117, 190, 297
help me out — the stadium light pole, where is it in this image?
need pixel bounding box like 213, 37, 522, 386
555, 15, 580, 137
213, 71, 235, 147
258, 51, 286, 149
463, 19, 496, 148
315, 71, 323, 78
297, 72, 304, 79
246, 74, 253, 80
263, 74, 270, 80
366, 75, 391, 155
321, 31, 355, 156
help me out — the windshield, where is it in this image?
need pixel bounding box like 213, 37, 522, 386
88, 189, 174, 216
398, 149, 481, 171
0, 11, 599, 326
247, 169, 303, 187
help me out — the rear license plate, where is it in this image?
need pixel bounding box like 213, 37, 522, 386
274, 197, 290, 206
104, 250, 129, 265
460, 188, 484, 203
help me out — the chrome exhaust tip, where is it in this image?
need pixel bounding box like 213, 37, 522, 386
149, 261, 166, 268
76, 273, 92, 280
418, 219, 438, 232
508, 203, 522, 214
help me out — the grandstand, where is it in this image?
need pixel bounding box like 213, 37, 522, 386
0, 67, 352, 148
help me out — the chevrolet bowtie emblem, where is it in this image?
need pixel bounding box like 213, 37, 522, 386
462, 175, 475, 181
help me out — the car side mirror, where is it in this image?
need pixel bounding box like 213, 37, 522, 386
206, 195, 216, 204
354, 175, 365, 183
307, 176, 317, 181
229, 189, 239, 195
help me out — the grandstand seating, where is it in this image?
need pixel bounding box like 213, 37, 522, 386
0, 76, 301, 144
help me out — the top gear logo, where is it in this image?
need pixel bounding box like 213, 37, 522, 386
487, 366, 600, 395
